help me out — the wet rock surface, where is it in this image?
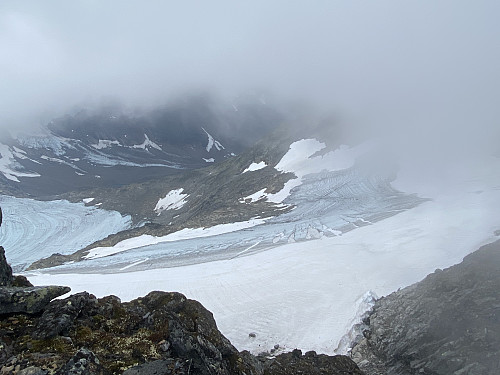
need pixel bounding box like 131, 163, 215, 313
351, 239, 500, 375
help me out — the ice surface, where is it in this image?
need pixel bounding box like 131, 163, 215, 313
83, 218, 267, 259
0, 195, 131, 271
154, 188, 189, 213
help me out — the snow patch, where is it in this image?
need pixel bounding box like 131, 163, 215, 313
92, 139, 121, 149
82, 198, 94, 204
240, 189, 268, 203
202, 128, 225, 152
242, 161, 267, 173
131, 134, 162, 151
203, 158, 215, 163
0, 144, 40, 182
154, 188, 189, 214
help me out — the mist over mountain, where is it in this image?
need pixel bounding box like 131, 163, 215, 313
1, 2, 500, 374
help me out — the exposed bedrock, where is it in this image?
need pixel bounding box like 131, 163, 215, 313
352, 239, 500, 375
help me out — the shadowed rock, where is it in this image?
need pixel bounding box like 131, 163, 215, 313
0, 247, 13, 287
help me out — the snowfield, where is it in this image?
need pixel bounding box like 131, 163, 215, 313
15, 141, 500, 356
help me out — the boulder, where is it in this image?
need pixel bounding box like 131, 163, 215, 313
0, 285, 70, 315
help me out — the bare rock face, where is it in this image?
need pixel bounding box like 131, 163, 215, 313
352, 239, 500, 375
0, 246, 13, 287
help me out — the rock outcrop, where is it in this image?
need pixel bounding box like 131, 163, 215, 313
0, 245, 70, 315
0, 290, 364, 375
352, 239, 500, 375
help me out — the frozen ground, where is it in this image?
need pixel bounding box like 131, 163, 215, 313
0, 196, 131, 271
17, 147, 500, 354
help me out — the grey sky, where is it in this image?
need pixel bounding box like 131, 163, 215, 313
1, 0, 499, 146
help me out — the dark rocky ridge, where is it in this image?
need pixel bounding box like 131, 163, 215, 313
351, 239, 500, 375
0, 252, 363, 375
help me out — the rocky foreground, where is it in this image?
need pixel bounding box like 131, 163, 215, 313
351, 239, 500, 375
0, 246, 363, 375
3, 237, 499, 375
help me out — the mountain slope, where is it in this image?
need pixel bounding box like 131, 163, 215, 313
0, 94, 283, 197
351, 239, 500, 375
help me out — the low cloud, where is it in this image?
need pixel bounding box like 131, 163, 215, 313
0, 0, 499, 156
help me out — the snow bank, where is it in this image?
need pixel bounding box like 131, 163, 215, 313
154, 188, 188, 213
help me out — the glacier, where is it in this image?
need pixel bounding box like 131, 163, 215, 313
0, 195, 131, 272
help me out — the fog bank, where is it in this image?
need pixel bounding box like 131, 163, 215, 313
1, 1, 499, 155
